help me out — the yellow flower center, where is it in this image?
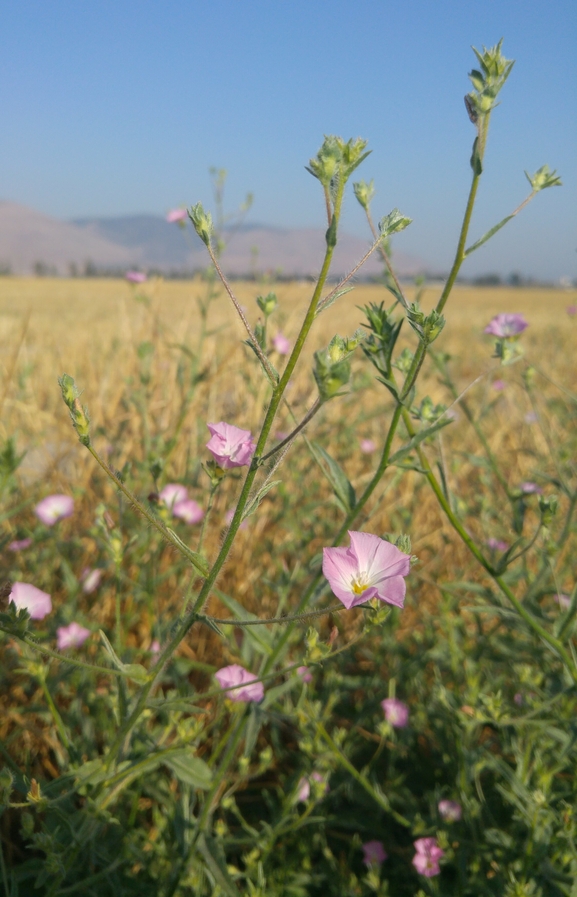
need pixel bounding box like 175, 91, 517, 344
351, 576, 370, 595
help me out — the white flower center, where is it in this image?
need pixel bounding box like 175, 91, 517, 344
351, 574, 371, 595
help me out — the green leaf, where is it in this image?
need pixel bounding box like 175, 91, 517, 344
197, 834, 241, 896
214, 589, 274, 655
121, 663, 149, 684
165, 527, 210, 577
464, 214, 514, 257
163, 750, 212, 789
98, 630, 125, 671
378, 208, 412, 239
389, 417, 453, 466
242, 479, 282, 519
470, 137, 483, 175
309, 441, 356, 513
325, 215, 337, 248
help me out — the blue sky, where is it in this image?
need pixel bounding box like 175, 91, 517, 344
2, 0, 576, 279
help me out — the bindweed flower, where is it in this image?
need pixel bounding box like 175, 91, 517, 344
381, 697, 409, 728
486, 537, 509, 551
297, 666, 313, 683
297, 772, 329, 802
35, 494, 74, 526
513, 692, 524, 706
360, 438, 376, 454
567, 305, 577, 316
492, 379, 506, 391
9, 582, 52, 620
296, 777, 310, 802
8, 538, 32, 552
215, 664, 264, 703
438, 799, 462, 822
206, 422, 256, 470
362, 840, 387, 866
166, 208, 187, 224
56, 622, 91, 650
149, 639, 161, 654
556, 594, 571, 610
125, 270, 147, 283
272, 332, 291, 355
520, 482, 542, 494
322, 531, 411, 610
172, 499, 204, 525
81, 568, 102, 594
412, 837, 445, 877
159, 483, 188, 509
484, 313, 528, 338
524, 411, 538, 423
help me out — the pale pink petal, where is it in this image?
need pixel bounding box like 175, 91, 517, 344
206, 422, 256, 470
362, 840, 387, 866
272, 332, 291, 355
56, 622, 91, 650
8, 538, 32, 551
159, 483, 188, 508
172, 499, 204, 524
9, 582, 52, 620
438, 799, 462, 822
166, 208, 187, 223
215, 664, 264, 702
125, 270, 147, 283
375, 574, 406, 608
35, 494, 74, 526
81, 568, 102, 594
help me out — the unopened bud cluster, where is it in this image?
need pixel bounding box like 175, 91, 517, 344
407, 305, 445, 343
465, 39, 515, 121
58, 374, 91, 446
188, 202, 213, 246
313, 331, 364, 401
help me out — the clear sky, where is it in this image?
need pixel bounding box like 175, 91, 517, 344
2, 0, 576, 279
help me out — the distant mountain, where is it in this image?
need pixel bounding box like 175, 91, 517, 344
0, 202, 429, 277
0, 202, 135, 274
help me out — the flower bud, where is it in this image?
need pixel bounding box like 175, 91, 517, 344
188, 202, 213, 246
256, 292, 278, 316
353, 179, 375, 211
525, 164, 562, 192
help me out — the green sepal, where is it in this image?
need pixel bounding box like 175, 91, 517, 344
325, 215, 338, 248
470, 137, 483, 175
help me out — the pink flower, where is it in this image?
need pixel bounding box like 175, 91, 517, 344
9, 582, 52, 620
412, 837, 445, 878
567, 305, 577, 316
272, 332, 291, 355
520, 482, 542, 494
297, 666, 313, 683
438, 799, 462, 822
215, 664, 264, 702
150, 639, 161, 654
381, 697, 409, 728
206, 422, 256, 470
492, 379, 506, 391
360, 439, 376, 454
484, 313, 528, 338
556, 594, 571, 610
524, 411, 538, 423
8, 538, 32, 551
35, 494, 74, 526
81, 568, 102, 594
172, 499, 204, 525
159, 483, 188, 508
513, 692, 524, 706
296, 777, 310, 802
125, 271, 147, 284
486, 538, 509, 551
56, 622, 91, 650
322, 531, 411, 610
362, 840, 388, 866
166, 208, 187, 224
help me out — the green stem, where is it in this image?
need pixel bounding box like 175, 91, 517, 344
315, 721, 410, 827
6, 632, 129, 678
38, 675, 71, 751
197, 483, 218, 555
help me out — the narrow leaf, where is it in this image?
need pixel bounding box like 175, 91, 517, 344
389, 417, 453, 466
197, 834, 241, 897
163, 750, 212, 789
309, 441, 356, 512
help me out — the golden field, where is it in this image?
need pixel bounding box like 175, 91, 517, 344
1, 276, 576, 639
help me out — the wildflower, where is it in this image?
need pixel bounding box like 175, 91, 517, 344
173, 499, 204, 525
322, 531, 411, 610
159, 483, 188, 509
484, 313, 528, 337
166, 208, 187, 224
360, 438, 376, 454
513, 692, 524, 706
272, 332, 291, 355
486, 537, 509, 551
297, 771, 329, 802
438, 799, 462, 822
362, 840, 388, 866
206, 422, 256, 470
412, 837, 445, 877
492, 379, 506, 391
35, 494, 74, 526
215, 664, 264, 702
125, 271, 147, 284
56, 622, 91, 650
81, 568, 102, 594
524, 411, 538, 423
556, 593, 571, 610
381, 697, 409, 728
567, 305, 577, 316
297, 666, 313, 683
150, 639, 161, 654
520, 482, 542, 494
9, 582, 52, 620
296, 777, 310, 802
8, 538, 32, 552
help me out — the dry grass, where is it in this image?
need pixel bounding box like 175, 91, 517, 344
1, 276, 576, 641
